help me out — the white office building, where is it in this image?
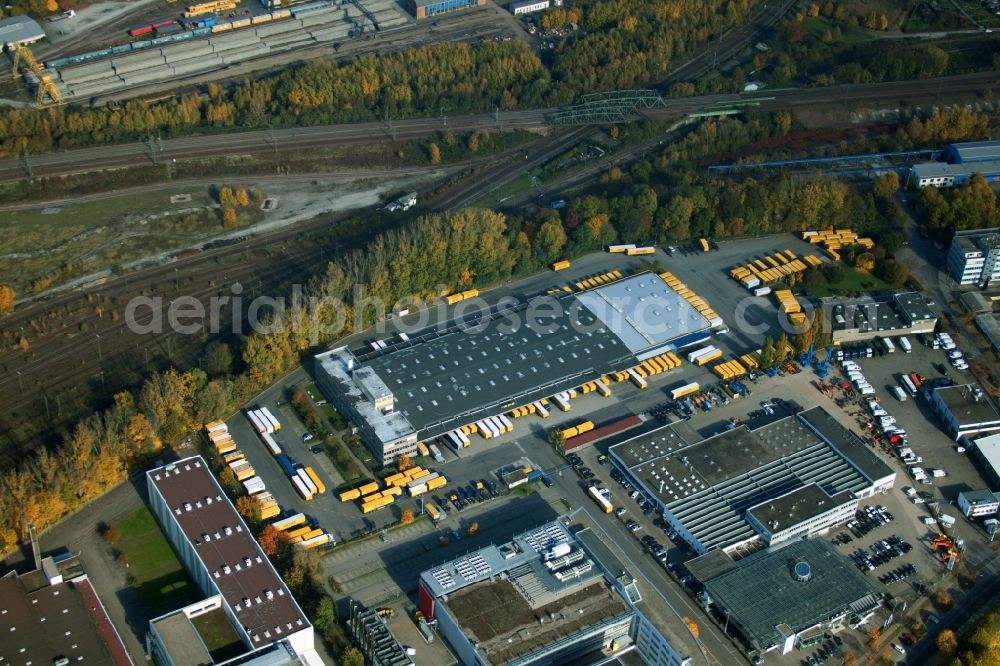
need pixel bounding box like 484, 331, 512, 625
947, 228, 1000, 288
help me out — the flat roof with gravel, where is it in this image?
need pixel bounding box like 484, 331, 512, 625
933, 384, 1000, 427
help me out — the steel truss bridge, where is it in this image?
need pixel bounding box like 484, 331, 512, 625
549, 90, 667, 125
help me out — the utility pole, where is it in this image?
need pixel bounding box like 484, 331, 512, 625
267, 124, 277, 154
22, 148, 33, 181
440, 105, 447, 127
145, 135, 157, 165
174, 267, 179, 291
16, 370, 23, 392
96, 333, 102, 360
494, 105, 500, 125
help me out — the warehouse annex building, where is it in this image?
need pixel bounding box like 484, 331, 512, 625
688, 539, 881, 655
910, 139, 1000, 189
147, 457, 321, 666
416, 519, 692, 666
927, 383, 1000, 441
610, 407, 895, 554
317, 272, 722, 464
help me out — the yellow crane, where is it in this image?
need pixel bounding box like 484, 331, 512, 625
10, 44, 63, 107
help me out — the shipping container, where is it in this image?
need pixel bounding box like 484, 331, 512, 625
671, 383, 700, 400
338, 488, 361, 502
299, 533, 335, 549
626, 246, 656, 256
258, 407, 280, 431
898, 337, 912, 353
607, 244, 635, 253
247, 410, 268, 434
205, 420, 227, 433
272, 514, 306, 531
306, 467, 326, 495
416, 442, 429, 456
222, 450, 245, 464
292, 475, 313, 501
260, 431, 281, 456
296, 468, 318, 495
426, 502, 441, 520
627, 368, 648, 389
358, 481, 380, 496
552, 260, 571, 271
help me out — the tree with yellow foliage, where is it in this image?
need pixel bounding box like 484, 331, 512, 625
400, 509, 414, 525
0, 285, 15, 315
222, 207, 238, 228
397, 455, 414, 472
235, 188, 250, 207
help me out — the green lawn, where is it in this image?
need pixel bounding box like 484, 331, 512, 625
115, 506, 198, 616
191, 609, 245, 662
806, 265, 890, 297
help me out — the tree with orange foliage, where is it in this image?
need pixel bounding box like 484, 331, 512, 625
258, 524, 284, 556
683, 616, 699, 638
397, 455, 414, 472
236, 495, 261, 523
222, 207, 238, 228
0, 285, 14, 315
400, 509, 414, 525
867, 627, 881, 644
935, 629, 957, 655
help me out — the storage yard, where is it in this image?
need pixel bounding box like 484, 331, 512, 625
46, 0, 409, 100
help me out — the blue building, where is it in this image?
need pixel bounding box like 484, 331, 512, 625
409, 0, 485, 19
911, 139, 1000, 188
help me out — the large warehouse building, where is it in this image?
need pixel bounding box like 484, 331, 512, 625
146, 457, 320, 666
927, 383, 1000, 441
316, 272, 720, 464
416, 519, 692, 666
610, 407, 895, 555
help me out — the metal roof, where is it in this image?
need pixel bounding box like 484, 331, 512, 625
945, 139, 1000, 163
893, 291, 936, 324
912, 160, 1000, 180
611, 408, 889, 551
747, 484, 855, 533
0, 15, 44, 45
702, 539, 880, 650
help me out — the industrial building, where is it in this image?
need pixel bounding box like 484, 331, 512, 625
910, 139, 1000, 189
957, 489, 1000, 518
610, 407, 895, 554
348, 602, 413, 666
316, 272, 719, 464
0, 541, 133, 666
416, 519, 693, 666
689, 539, 881, 655
824, 291, 937, 342
0, 15, 45, 46
47, 1, 408, 101
408, 0, 486, 19
926, 383, 1000, 441
971, 431, 1000, 487
946, 228, 1000, 288
509, 0, 550, 14
146, 457, 320, 666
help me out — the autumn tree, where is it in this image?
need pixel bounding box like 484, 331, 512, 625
933, 590, 954, 609
842, 650, 856, 666
219, 187, 235, 206
428, 142, 442, 165
235, 188, 250, 207
0, 285, 15, 315
340, 647, 364, 666
868, 627, 881, 644
46, 0, 59, 11
400, 509, 414, 525
397, 455, 414, 472
236, 495, 261, 524
219, 467, 240, 495
258, 524, 284, 556
935, 629, 957, 656
223, 207, 238, 228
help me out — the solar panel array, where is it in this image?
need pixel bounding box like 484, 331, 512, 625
454, 554, 492, 582
521, 523, 569, 553
430, 568, 455, 590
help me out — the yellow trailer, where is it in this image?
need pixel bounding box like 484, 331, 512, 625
460, 289, 479, 300
286, 526, 313, 539
305, 468, 326, 494
552, 260, 571, 271
339, 488, 361, 502
445, 293, 463, 305
260, 504, 281, 520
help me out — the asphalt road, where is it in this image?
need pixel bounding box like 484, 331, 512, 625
2, 70, 998, 183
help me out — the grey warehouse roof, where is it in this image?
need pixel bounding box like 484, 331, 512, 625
946, 139, 1000, 163
574, 273, 710, 354
748, 484, 854, 533
611, 407, 891, 551
0, 15, 44, 45
912, 160, 1000, 180
893, 292, 936, 324
701, 539, 881, 650
933, 384, 1000, 427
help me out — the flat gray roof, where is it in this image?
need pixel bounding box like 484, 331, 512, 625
912, 160, 1000, 180
151, 612, 213, 666
611, 408, 887, 551
947, 139, 1000, 163
893, 292, 936, 324
933, 384, 1000, 427
0, 15, 44, 45
798, 408, 895, 484
748, 484, 853, 534
363, 297, 633, 432
975, 433, 1000, 477
702, 539, 881, 650
574, 273, 711, 354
